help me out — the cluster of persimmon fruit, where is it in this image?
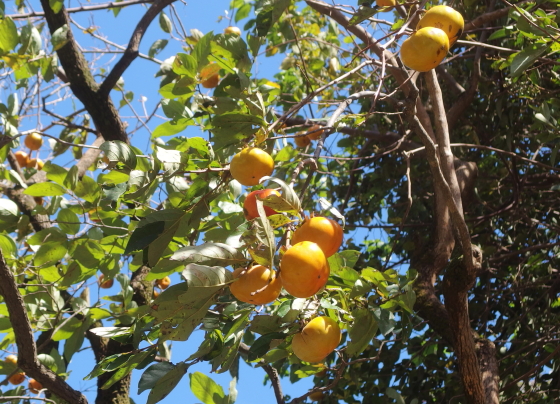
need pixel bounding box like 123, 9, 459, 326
14, 132, 45, 171
98, 274, 171, 300
3, 355, 44, 393
399, 5, 464, 72
228, 145, 343, 364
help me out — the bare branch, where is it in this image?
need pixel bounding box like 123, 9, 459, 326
0, 250, 88, 404
9, 0, 153, 19
100, 0, 177, 95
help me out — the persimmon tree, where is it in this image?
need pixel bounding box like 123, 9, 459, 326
0, 0, 558, 403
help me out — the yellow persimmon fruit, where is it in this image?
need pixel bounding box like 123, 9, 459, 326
28, 378, 43, 393
243, 189, 281, 220
307, 125, 324, 141
292, 316, 341, 363
152, 289, 160, 299
24, 132, 43, 151
156, 276, 171, 290
376, 0, 396, 7
230, 265, 282, 305
14, 151, 30, 168
230, 147, 275, 186
291, 216, 343, 258
8, 372, 25, 385
224, 26, 241, 36
27, 158, 44, 170
280, 241, 329, 298
400, 27, 449, 72
294, 132, 311, 148
200, 62, 221, 89
417, 5, 464, 46
5, 355, 17, 365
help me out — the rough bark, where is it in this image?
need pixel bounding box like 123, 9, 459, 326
0, 249, 88, 404
38, 0, 128, 143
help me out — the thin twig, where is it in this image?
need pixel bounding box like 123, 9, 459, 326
9, 0, 152, 18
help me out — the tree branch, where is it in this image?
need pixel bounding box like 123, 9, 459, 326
239, 343, 284, 404
0, 249, 88, 404
9, 0, 153, 19
39, 0, 128, 143
99, 0, 177, 95
303, 0, 436, 139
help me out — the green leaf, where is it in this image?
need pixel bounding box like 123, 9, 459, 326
190, 372, 225, 404
386, 388, 406, 404
52, 317, 82, 341
159, 12, 172, 33
74, 176, 101, 203
146, 362, 189, 404
510, 44, 548, 78
0, 234, 17, 258
0, 17, 18, 54
125, 221, 166, 254
24, 183, 66, 197
181, 264, 233, 287
34, 241, 68, 266
258, 177, 301, 215
346, 309, 378, 356
57, 208, 80, 235
88, 327, 132, 338
42, 162, 68, 186
100, 140, 137, 170
170, 243, 246, 266
51, 24, 69, 51
49, 0, 63, 13
138, 362, 175, 395
349, 5, 378, 26
149, 39, 168, 58
255, 0, 291, 37
152, 118, 192, 138
101, 349, 154, 390
173, 53, 198, 77
248, 332, 286, 361
373, 308, 395, 336
149, 266, 231, 341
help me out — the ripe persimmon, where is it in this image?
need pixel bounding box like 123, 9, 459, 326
280, 241, 329, 298
243, 189, 280, 220
99, 274, 114, 289
294, 132, 311, 148
5, 355, 17, 365
400, 27, 449, 72
307, 125, 324, 141
156, 276, 171, 290
28, 378, 43, 393
417, 5, 464, 46
230, 265, 282, 305
230, 147, 274, 186
24, 132, 43, 151
292, 316, 341, 363
8, 372, 25, 385
27, 158, 44, 170
14, 151, 30, 168
152, 289, 160, 299
224, 26, 241, 36
291, 217, 343, 258
376, 0, 396, 6
200, 62, 221, 89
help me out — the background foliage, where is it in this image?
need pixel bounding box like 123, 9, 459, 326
0, 0, 558, 403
